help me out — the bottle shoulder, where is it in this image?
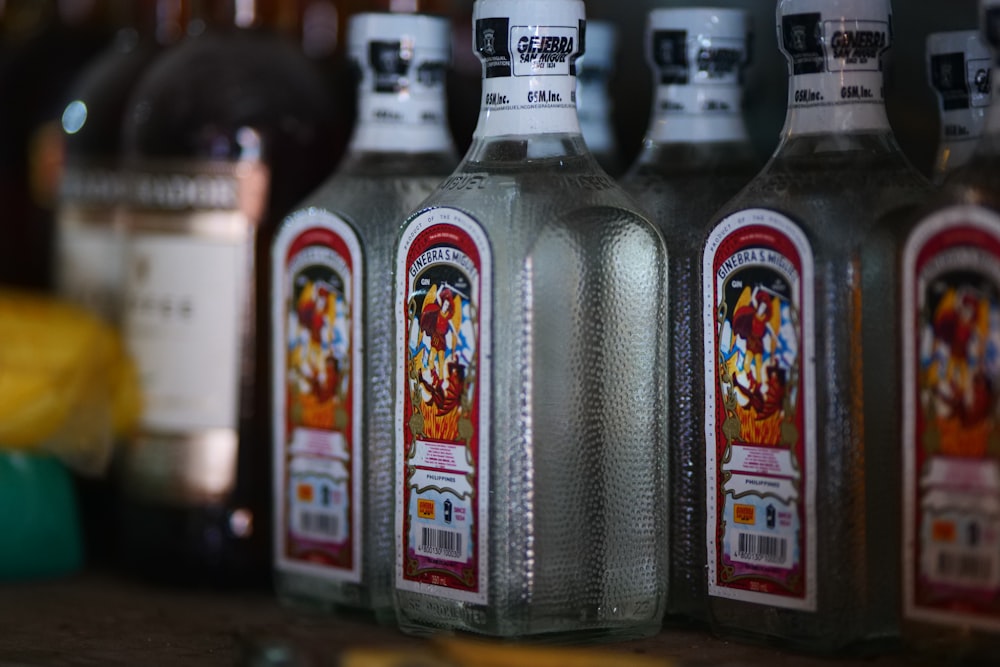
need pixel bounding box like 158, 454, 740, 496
63, 41, 162, 157
285, 157, 456, 232
124, 30, 337, 159
712, 134, 932, 236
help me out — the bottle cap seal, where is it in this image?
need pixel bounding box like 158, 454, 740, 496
777, 0, 891, 77
647, 7, 750, 87
927, 30, 992, 112
348, 13, 451, 85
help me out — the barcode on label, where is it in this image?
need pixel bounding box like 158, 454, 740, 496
733, 531, 791, 568
298, 510, 342, 540
932, 549, 1000, 588
418, 526, 465, 562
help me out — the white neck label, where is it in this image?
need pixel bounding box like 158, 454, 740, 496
780, 13, 891, 134
473, 18, 583, 137
350, 39, 452, 153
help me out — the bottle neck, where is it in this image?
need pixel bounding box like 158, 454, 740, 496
349, 73, 453, 155
647, 81, 748, 145
473, 71, 581, 139
780, 64, 891, 138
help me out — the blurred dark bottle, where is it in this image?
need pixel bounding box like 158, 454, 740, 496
619, 7, 758, 628
900, 0, 1000, 660
55, 0, 189, 323
116, 0, 341, 587
0, 0, 114, 290
926, 29, 992, 184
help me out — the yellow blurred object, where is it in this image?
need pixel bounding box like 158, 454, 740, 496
0, 288, 140, 475
339, 640, 679, 667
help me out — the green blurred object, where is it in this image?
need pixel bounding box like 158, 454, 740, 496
0, 451, 82, 579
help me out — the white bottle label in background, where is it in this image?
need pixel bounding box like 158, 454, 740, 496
272, 210, 364, 584
396, 208, 491, 606
350, 33, 452, 153
903, 206, 1000, 632
55, 164, 127, 322
121, 161, 267, 504
704, 208, 817, 612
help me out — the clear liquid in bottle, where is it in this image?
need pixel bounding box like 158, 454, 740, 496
271, 11, 456, 620
702, 0, 930, 653
620, 6, 759, 627
392, 0, 668, 642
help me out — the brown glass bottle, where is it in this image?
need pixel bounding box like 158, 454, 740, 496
116, 0, 341, 587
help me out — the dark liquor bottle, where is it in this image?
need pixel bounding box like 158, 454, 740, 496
619, 6, 758, 627
271, 11, 456, 618
0, 0, 113, 289
701, 0, 929, 652
393, 0, 668, 641
55, 0, 188, 322
926, 29, 992, 184
117, 0, 340, 587
900, 0, 1000, 659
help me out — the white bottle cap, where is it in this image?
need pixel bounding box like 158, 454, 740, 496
347, 13, 453, 152
471, 0, 586, 138
927, 30, 992, 110
778, 0, 891, 23
647, 7, 750, 87
777, 0, 892, 134
777, 0, 892, 74
348, 12, 451, 71
473, 0, 585, 29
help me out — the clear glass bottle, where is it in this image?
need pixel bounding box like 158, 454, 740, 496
116, 0, 340, 587
392, 0, 668, 642
271, 11, 456, 619
701, 0, 930, 653
54, 0, 188, 323
619, 6, 758, 627
900, 0, 1000, 661
927, 29, 992, 184
576, 19, 620, 176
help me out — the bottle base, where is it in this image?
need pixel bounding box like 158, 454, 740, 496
274, 569, 395, 625
395, 592, 663, 644
117, 498, 269, 589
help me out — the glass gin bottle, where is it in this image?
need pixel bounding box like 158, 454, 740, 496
927, 29, 992, 184
702, 0, 930, 652
271, 11, 456, 619
620, 6, 758, 627
117, 0, 340, 586
393, 0, 668, 641
900, 0, 1000, 661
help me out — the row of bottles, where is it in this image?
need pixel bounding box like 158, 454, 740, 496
12, 0, 1000, 660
